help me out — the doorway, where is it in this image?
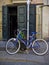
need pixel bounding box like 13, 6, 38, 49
8, 6, 17, 38
2, 4, 36, 40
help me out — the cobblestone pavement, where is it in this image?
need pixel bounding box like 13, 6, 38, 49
0, 40, 49, 65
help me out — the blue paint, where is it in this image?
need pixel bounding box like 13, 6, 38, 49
15, 31, 40, 49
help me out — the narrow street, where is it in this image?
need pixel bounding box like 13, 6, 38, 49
0, 41, 49, 65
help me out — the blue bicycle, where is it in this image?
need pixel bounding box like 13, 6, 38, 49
6, 29, 48, 55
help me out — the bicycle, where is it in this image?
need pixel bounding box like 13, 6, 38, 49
6, 29, 48, 55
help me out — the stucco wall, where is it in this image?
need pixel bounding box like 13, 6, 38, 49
0, 5, 2, 40
0, 0, 43, 40
42, 6, 49, 39
31, 0, 43, 4
36, 5, 42, 39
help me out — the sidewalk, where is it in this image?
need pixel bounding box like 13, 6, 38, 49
0, 41, 49, 65
0, 51, 49, 65
0, 41, 6, 51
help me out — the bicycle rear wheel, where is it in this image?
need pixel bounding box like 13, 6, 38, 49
32, 39, 48, 55
6, 38, 20, 54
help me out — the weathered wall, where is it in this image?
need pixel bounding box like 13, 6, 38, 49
31, 0, 43, 4
0, 0, 43, 40
36, 5, 42, 39
42, 6, 49, 39
0, 1, 2, 40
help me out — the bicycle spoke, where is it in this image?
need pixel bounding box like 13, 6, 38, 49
32, 39, 48, 55
6, 38, 20, 54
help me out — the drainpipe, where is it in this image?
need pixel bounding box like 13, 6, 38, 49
27, 0, 30, 45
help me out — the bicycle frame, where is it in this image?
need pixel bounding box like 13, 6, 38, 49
16, 32, 40, 48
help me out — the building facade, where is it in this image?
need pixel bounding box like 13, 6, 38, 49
0, 0, 49, 40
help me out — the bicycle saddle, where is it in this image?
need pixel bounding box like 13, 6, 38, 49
31, 32, 37, 34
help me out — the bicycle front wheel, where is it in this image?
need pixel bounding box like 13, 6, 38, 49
32, 39, 48, 55
6, 38, 20, 54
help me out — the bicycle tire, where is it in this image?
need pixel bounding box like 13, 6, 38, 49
32, 39, 48, 55
6, 38, 20, 54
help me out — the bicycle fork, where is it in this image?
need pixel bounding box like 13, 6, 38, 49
32, 41, 40, 48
